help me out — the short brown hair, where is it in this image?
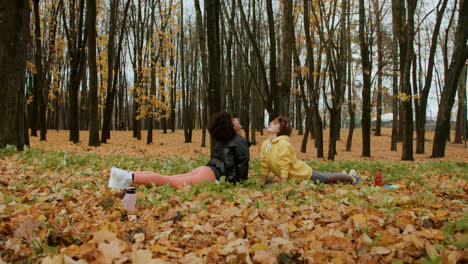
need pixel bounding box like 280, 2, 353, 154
273, 116, 292, 137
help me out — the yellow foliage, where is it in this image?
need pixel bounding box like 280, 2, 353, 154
397, 92, 416, 102
26, 60, 37, 74
27, 95, 34, 105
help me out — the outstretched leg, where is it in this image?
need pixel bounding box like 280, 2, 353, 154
310, 170, 360, 184
133, 166, 216, 187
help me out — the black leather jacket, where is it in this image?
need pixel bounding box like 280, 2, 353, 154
206, 134, 250, 183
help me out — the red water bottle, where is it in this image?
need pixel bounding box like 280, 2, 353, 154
375, 170, 383, 186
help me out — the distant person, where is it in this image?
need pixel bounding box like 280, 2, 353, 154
261, 116, 360, 185
108, 112, 250, 189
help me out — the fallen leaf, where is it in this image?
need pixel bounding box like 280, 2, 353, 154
371, 246, 391, 255
132, 249, 167, 264
360, 233, 373, 245
13, 217, 40, 241
350, 214, 367, 227
180, 252, 202, 263
251, 243, 269, 252
253, 250, 276, 264
409, 234, 424, 249
420, 228, 445, 240
134, 233, 145, 243
425, 243, 438, 257
378, 230, 399, 246
324, 236, 353, 251
41, 255, 64, 264
97, 239, 126, 264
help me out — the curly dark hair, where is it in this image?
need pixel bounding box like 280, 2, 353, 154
273, 116, 292, 137
208, 112, 236, 143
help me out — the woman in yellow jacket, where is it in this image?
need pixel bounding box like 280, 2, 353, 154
261, 116, 360, 184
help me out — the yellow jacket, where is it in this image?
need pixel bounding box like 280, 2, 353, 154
260, 136, 312, 182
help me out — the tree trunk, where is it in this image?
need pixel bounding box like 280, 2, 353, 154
454, 64, 467, 143
278, 0, 293, 117
391, 37, 399, 151
296, 86, 303, 135
415, 0, 449, 153
80, 59, 88, 130
266, 0, 278, 119
0, 0, 30, 150
101, 0, 130, 143
328, 110, 340, 160
392, 0, 416, 160
194, 0, 208, 147
374, 0, 383, 136
359, 0, 372, 157
101, 0, 117, 143
432, 0, 468, 157
87, 0, 100, 146
345, 4, 354, 152
301, 115, 311, 153
33, 0, 48, 141
170, 53, 176, 132
304, 0, 323, 158
346, 74, 355, 151
65, 0, 87, 144
206, 0, 221, 147
180, 1, 189, 143
147, 21, 156, 144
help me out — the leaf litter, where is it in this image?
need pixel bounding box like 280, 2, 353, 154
0, 130, 466, 263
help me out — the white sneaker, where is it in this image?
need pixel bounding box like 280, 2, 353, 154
108, 167, 133, 190
348, 169, 361, 184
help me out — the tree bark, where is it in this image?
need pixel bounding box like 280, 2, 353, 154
374, 0, 383, 136
432, 0, 468, 157
194, 0, 209, 147
147, 8, 156, 145
33, 0, 48, 141
87, 0, 100, 146
391, 37, 399, 151
0, 0, 30, 150
80, 59, 88, 130
345, 1, 354, 152
454, 65, 467, 143
303, 0, 323, 158
278, 0, 293, 117
415, 0, 448, 153
101, 0, 118, 143
266, 0, 278, 119
359, 0, 372, 157
64, 0, 87, 143
206, 0, 221, 147
393, 0, 416, 160
102, 0, 130, 143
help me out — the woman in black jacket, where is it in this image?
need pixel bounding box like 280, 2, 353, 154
108, 112, 250, 190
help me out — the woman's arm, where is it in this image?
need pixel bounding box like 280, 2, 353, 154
277, 141, 292, 181
260, 140, 270, 183
234, 139, 250, 181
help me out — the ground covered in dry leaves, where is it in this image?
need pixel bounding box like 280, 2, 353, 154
0, 129, 467, 263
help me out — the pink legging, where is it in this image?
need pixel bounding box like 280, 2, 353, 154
133, 166, 216, 188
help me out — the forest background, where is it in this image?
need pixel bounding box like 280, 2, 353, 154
0, 0, 467, 160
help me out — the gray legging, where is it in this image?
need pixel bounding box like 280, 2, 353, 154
310, 170, 353, 184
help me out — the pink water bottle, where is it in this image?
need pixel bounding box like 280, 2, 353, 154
123, 187, 136, 211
